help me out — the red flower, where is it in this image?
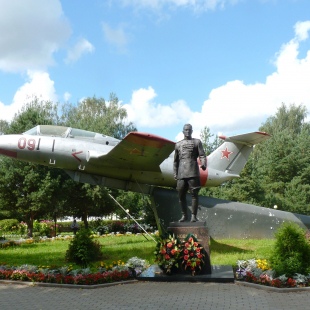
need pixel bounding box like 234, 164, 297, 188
165, 254, 170, 260
184, 255, 189, 261
190, 253, 194, 257
184, 249, 188, 254
188, 237, 193, 242
167, 242, 173, 248
287, 278, 296, 287
194, 242, 198, 247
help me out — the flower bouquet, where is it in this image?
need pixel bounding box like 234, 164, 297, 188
154, 234, 181, 274
181, 234, 205, 276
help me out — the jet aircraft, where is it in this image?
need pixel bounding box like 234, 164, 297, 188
0, 125, 270, 194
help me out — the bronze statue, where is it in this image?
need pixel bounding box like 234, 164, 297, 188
173, 124, 207, 222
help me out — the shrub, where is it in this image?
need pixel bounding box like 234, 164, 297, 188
270, 222, 310, 277
110, 221, 125, 233
65, 228, 102, 267
33, 220, 52, 237
0, 219, 20, 233
96, 225, 110, 235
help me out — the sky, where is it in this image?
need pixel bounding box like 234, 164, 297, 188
0, 0, 310, 141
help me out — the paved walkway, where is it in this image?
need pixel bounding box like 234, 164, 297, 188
1, 281, 310, 310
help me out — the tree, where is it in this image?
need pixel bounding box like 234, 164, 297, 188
0, 158, 60, 236
0, 99, 63, 236
61, 94, 136, 138
200, 126, 222, 155
200, 103, 310, 215
0, 120, 9, 134
60, 94, 140, 224
8, 98, 59, 134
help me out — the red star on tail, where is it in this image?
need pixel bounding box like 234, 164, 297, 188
221, 147, 233, 160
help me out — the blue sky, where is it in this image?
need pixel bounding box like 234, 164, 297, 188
1, 0, 310, 141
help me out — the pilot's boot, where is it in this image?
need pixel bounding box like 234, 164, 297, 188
179, 201, 188, 222
191, 198, 199, 222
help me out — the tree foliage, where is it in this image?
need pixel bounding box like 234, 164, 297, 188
0, 100, 62, 236
270, 222, 310, 276
0, 95, 141, 231
200, 126, 222, 155
65, 228, 102, 267
61, 94, 136, 138
59, 94, 140, 225
203, 103, 310, 215
1, 97, 310, 228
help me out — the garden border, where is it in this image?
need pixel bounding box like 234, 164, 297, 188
235, 280, 310, 293
0, 279, 138, 289
2, 279, 310, 292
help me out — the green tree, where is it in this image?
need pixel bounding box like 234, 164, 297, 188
0, 99, 63, 236
65, 228, 102, 267
0, 158, 60, 236
8, 98, 59, 134
0, 120, 9, 134
200, 126, 222, 155
200, 103, 310, 215
61, 94, 136, 138
60, 94, 140, 224
256, 104, 310, 212
270, 222, 310, 276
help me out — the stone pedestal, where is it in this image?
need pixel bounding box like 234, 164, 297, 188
167, 221, 211, 274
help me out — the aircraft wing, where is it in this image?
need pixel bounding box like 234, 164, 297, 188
87, 132, 175, 172
219, 131, 270, 146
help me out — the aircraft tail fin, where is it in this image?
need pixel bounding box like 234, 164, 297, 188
208, 131, 270, 176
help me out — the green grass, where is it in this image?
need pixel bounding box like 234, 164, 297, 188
0, 235, 275, 268
210, 238, 275, 265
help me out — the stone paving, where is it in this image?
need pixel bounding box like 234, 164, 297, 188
1, 281, 310, 310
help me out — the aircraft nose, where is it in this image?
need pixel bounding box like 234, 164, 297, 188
0, 135, 18, 158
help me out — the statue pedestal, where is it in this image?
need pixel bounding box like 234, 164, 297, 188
167, 221, 211, 274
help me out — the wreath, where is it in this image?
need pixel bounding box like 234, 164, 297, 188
180, 234, 205, 276
154, 234, 181, 274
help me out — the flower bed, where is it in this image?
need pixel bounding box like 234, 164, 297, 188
0, 257, 149, 286
235, 258, 310, 288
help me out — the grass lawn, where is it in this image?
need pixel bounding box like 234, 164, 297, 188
0, 235, 275, 268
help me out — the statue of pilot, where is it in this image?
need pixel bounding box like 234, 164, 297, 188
173, 124, 207, 222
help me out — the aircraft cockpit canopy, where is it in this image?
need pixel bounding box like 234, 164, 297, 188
23, 125, 120, 146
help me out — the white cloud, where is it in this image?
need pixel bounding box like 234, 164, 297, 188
63, 92, 72, 102
294, 21, 310, 41
102, 23, 130, 52
124, 20, 310, 138
123, 86, 192, 127
0, 0, 71, 72
65, 38, 94, 64
120, 0, 240, 11
189, 20, 310, 135
0, 71, 57, 121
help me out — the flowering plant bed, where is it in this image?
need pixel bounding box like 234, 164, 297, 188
0, 257, 149, 286
235, 258, 310, 288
